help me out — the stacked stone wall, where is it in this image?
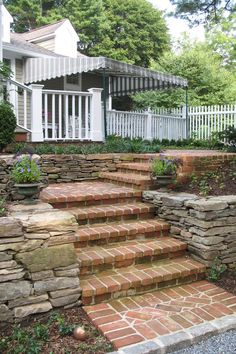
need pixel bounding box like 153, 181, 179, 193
143, 191, 236, 268
0, 203, 81, 324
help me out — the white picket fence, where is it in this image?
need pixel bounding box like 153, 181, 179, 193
107, 107, 186, 141
189, 105, 236, 140
107, 104, 236, 141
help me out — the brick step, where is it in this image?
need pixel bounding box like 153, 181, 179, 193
80, 257, 206, 305
99, 172, 152, 190
77, 237, 187, 275
116, 162, 151, 176
68, 202, 155, 225
40, 181, 142, 208
132, 154, 159, 163
74, 219, 170, 248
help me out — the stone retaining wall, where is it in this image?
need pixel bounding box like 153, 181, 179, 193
143, 191, 236, 268
0, 203, 81, 324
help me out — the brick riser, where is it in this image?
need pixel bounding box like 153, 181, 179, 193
100, 177, 152, 190
77, 238, 188, 276
50, 197, 142, 209
74, 220, 170, 248
81, 257, 206, 305
68, 203, 155, 226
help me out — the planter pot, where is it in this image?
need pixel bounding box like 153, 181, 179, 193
151, 175, 175, 189
15, 183, 41, 203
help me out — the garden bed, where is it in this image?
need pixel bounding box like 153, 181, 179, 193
0, 307, 114, 354
216, 270, 236, 296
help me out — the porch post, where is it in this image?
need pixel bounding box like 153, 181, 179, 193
30, 84, 44, 142
88, 88, 104, 141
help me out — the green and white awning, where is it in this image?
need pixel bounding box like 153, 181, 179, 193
24, 56, 188, 96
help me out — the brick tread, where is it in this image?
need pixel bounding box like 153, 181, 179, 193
40, 181, 142, 204
68, 202, 155, 221
81, 257, 206, 300
74, 219, 170, 246
99, 172, 151, 186
77, 237, 187, 269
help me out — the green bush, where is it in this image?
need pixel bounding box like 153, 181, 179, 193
0, 102, 16, 151
218, 126, 236, 152
151, 156, 181, 176
11, 155, 41, 184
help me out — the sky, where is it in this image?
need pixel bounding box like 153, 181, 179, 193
148, 0, 205, 42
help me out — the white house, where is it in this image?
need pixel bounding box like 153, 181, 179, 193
1, 5, 188, 142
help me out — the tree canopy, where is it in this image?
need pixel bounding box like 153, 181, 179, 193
4, 0, 170, 67
132, 39, 236, 109
169, 0, 236, 26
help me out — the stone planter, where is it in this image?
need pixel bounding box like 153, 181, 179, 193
15, 183, 41, 203
151, 175, 175, 188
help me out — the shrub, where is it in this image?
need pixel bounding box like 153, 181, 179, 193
11, 154, 41, 184
218, 126, 236, 152
0, 102, 16, 151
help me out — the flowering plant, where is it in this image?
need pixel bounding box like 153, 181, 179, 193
151, 155, 181, 177
11, 154, 41, 184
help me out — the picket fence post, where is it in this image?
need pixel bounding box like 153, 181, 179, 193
145, 108, 153, 141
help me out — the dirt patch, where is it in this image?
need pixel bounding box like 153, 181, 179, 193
176, 162, 236, 196
0, 307, 114, 354
215, 270, 236, 296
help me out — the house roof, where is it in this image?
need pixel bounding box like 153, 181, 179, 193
16, 19, 67, 42
24, 57, 188, 96
8, 33, 62, 57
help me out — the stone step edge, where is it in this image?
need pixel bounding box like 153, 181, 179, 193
77, 237, 187, 269
110, 315, 236, 354
81, 258, 206, 299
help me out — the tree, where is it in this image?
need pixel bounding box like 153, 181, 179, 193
132, 39, 236, 109
169, 0, 236, 26
5, 0, 170, 67
206, 13, 236, 71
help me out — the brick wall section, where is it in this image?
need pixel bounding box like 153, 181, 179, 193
143, 191, 236, 268
0, 203, 81, 325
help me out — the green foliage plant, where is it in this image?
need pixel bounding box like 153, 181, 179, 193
11, 154, 41, 184
0, 101, 17, 152
151, 155, 181, 176
218, 126, 236, 152
0, 197, 6, 217
207, 257, 227, 282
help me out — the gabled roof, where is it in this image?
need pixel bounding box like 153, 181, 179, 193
16, 19, 67, 42
8, 33, 62, 57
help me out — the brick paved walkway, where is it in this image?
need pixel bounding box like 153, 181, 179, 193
85, 280, 236, 349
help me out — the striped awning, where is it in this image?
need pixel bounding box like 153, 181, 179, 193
24, 56, 188, 96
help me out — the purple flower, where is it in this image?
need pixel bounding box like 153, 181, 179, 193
27, 168, 31, 173
20, 168, 24, 173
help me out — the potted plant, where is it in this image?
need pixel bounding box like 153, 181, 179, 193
11, 154, 42, 202
151, 155, 181, 188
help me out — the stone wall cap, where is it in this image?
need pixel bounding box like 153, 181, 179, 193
210, 196, 236, 205
185, 199, 228, 211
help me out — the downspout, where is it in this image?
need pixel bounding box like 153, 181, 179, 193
102, 68, 107, 138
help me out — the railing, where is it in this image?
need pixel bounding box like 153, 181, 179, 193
189, 105, 236, 139
107, 107, 187, 141
1, 78, 32, 131
42, 90, 92, 140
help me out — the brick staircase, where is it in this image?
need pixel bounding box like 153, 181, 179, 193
41, 180, 206, 307
100, 155, 154, 189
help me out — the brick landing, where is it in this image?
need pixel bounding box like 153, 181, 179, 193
84, 280, 236, 350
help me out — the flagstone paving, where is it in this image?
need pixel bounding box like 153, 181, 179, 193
84, 280, 236, 350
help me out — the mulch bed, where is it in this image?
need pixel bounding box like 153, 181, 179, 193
0, 307, 114, 354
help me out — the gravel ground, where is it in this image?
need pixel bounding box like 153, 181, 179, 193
172, 330, 236, 354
